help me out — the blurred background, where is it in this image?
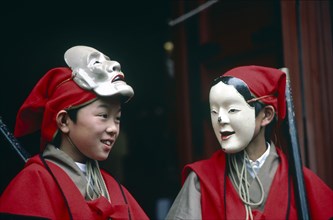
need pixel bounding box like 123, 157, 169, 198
1, 1, 332, 219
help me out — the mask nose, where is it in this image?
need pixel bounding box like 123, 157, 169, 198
218, 111, 230, 124
106, 61, 121, 73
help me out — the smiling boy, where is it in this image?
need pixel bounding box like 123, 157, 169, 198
0, 46, 148, 220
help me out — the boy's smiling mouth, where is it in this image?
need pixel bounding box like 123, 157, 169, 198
101, 140, 113, 146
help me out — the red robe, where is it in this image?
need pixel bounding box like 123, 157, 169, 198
183, 148, 333, 220
0, 155, 149, 220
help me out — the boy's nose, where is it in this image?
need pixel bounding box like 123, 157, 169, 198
106, 122, 118, 135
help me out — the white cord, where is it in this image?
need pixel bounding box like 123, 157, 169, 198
86, 160, 111, 202
228, 152, 265, 220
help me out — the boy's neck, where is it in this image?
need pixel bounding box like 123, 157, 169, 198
246, 141, 267, 161
245, 130, 267, 161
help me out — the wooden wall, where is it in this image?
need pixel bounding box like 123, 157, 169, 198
171, 0, 333, 188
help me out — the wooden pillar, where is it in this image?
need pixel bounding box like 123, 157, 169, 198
280, 0, 333, 188
171, 1, 194, 170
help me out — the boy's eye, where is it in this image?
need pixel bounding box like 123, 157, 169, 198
98, 114, 108, 118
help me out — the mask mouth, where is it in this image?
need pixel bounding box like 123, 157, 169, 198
93, 79, 134, 101
112, 75, 124, 82
70, 69, 134, 101
220, 131, 235, 140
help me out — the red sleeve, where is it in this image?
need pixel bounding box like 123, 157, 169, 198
0, 162, 70, 219
303, 167, 333, 219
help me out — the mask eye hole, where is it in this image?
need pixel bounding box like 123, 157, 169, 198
88, 52, 105, 67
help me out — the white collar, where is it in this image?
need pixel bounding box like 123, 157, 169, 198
249, 142, 270, 166
246, 142, 271, 177
75, 162, 86, 174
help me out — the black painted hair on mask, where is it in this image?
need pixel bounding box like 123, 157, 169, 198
212, 76, 265, 117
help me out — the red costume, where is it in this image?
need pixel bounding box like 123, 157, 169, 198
0, 155, 148, 220
183, 148, 333, 220
166, 65, 333, 219
0, 47, 148, 220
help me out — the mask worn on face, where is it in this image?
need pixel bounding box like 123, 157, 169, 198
209, 81, 256, 153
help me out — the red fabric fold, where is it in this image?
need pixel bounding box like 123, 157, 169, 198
14, 67, 96, 151
0, 155, 149, 220
183, 148, 333, 219
223, 65, 287, 120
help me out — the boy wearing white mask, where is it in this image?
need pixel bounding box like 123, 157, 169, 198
166, 65, 332, 220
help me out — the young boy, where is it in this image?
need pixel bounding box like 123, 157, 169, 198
166, 65, 333, 219
0, 46, 149, 220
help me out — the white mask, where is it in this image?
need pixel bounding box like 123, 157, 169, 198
64, 46, 134, 101
209, 81, 256, 153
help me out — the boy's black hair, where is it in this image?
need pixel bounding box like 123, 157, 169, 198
51, 107, 80, 147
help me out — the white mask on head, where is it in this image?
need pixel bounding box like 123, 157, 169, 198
209, 81, 256, 153
64, 45, 134, 101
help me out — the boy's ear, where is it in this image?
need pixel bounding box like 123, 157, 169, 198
56, 110, 70, 133
261, 105, 275, 127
